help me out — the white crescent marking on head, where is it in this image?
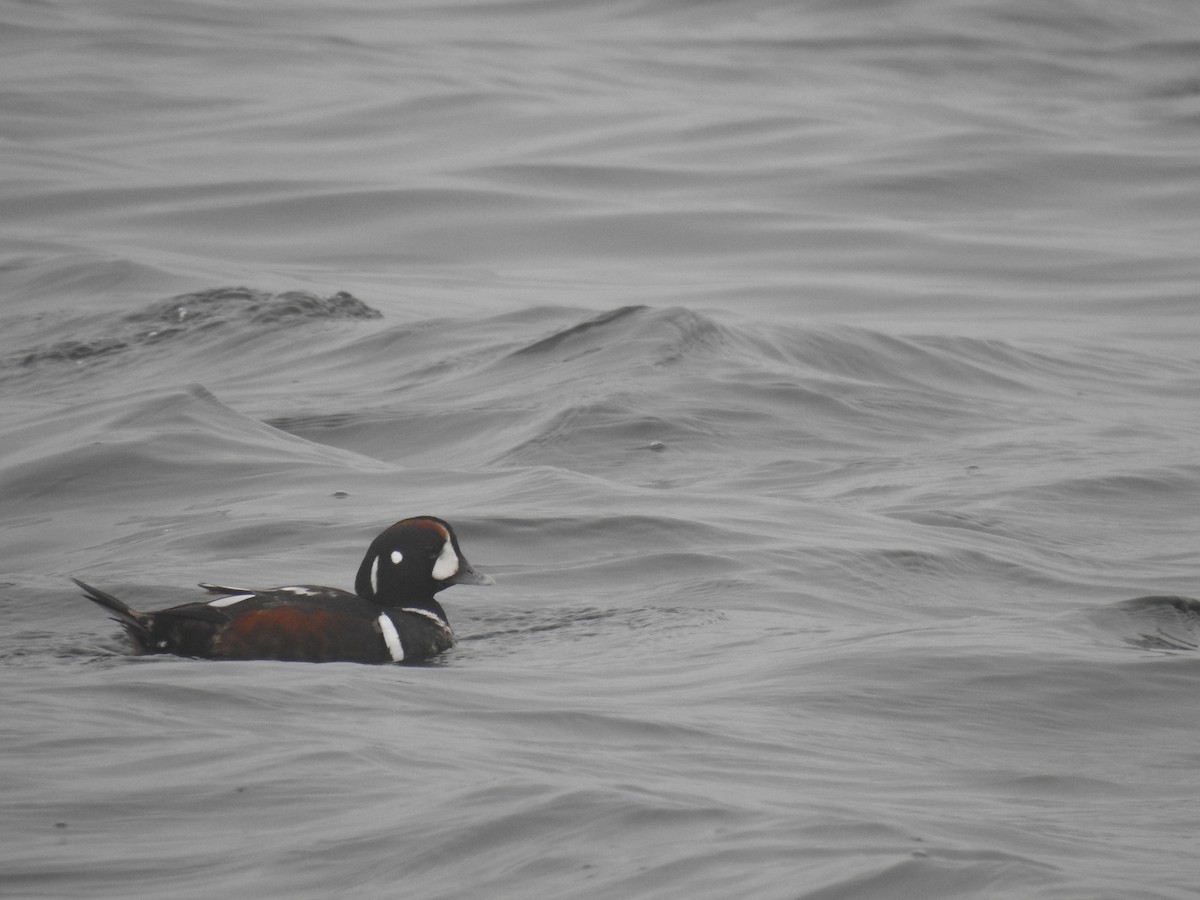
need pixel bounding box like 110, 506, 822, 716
431, 539, 459, 581
377, 613, 405, 662
208, 593, 255, 608
370, 555, 380, 595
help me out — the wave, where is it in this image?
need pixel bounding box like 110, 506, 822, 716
1086, 594, 1200, 652
9, 290, 1192, 496
6, 287, 380, 372
5, 291, 1198, 635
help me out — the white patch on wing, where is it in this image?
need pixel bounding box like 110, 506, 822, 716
370, 555, 380, 595
208, 593, 255, 608
400, 607, 449, 630
430, 539, 459, 581
278, 586, 318, 596
377, 613, 404, 662
390, 549, 403, 564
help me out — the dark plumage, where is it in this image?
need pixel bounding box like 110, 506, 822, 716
75, 516, 492, 664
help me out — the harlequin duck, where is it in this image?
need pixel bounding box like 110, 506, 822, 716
74, 516, 492, 664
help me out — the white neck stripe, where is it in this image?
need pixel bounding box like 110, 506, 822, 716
400, 607, 449, 630
377, 613, 405, 662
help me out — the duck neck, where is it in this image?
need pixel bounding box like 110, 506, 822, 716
382, 595, 448, 622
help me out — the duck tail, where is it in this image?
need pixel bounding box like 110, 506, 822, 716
73, 578, 153, 650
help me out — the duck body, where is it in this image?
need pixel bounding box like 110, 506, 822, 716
75, 516, 491, 665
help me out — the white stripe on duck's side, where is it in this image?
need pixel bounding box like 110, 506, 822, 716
377, 613, 405, 662
207, 593, 255, 608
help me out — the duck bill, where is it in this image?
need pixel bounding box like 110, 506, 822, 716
450, 559, 494, 586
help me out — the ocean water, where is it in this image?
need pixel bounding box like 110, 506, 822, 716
3, 1, 1200, 897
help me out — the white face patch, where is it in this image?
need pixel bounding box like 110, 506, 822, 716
431, 539, 459, 582
390, 549, 403, 565
377, 613, 405, 662
370, 555, 380, 595
208, 593, 255, 608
